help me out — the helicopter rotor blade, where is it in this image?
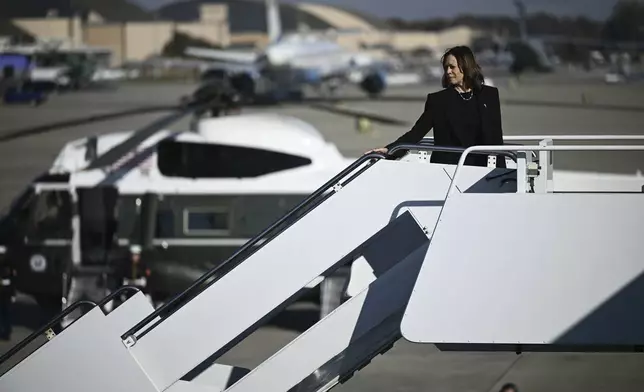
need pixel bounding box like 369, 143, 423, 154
85, 99, 214, 171
305, 102, 411, 126
0, 105, 179, 144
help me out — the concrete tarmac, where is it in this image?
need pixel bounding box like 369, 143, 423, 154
1, 77, 644, 391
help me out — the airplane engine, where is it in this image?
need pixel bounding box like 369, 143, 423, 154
359, 71, 387, 98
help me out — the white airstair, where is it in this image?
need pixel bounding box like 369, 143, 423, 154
1, 136, 644, 392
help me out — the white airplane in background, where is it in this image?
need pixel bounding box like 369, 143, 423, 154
184, 0, 398, 100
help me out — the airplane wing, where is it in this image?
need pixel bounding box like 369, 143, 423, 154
184, 47, 261, 65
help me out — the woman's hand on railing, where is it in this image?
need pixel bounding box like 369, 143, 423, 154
364, 147, 388, 155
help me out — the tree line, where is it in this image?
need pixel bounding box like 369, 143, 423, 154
386, 1, 644, 44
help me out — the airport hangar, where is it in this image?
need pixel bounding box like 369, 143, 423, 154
1, 0, 484, 67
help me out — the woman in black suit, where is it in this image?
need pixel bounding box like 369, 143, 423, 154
366, 45, 506, 168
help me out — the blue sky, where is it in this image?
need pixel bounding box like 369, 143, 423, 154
134, 0, 619, 21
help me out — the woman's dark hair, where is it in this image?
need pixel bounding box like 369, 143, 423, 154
441, 45, 485, 92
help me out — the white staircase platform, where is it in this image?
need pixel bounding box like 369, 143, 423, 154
226, 211, 429, 392
401, 190, 644, 348
3, 137, 644, 392
0, 292, 157, 392
126, 160, 507, 391
168, 362, 251, 392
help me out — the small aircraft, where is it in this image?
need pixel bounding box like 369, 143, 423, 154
183, 0, 395, 102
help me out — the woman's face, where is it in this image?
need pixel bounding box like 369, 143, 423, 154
444, 54, 464, 87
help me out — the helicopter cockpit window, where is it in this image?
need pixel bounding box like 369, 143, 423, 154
157, 141, 312, 178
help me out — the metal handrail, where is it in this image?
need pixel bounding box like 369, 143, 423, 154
121, 143, 522, 343
389, 143, 519, 163
0, 300, 96, 367
422, 135, 644, 143
502, 135, 644, 142
97, 286, 141, 314
449, 144, 644, 198
418, 138, 525, 149
121, 151, 388, 341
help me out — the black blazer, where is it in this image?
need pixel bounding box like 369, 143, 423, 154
386, 85, 506, 168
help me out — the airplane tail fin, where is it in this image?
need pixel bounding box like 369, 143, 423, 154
266, 0, 282, 44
